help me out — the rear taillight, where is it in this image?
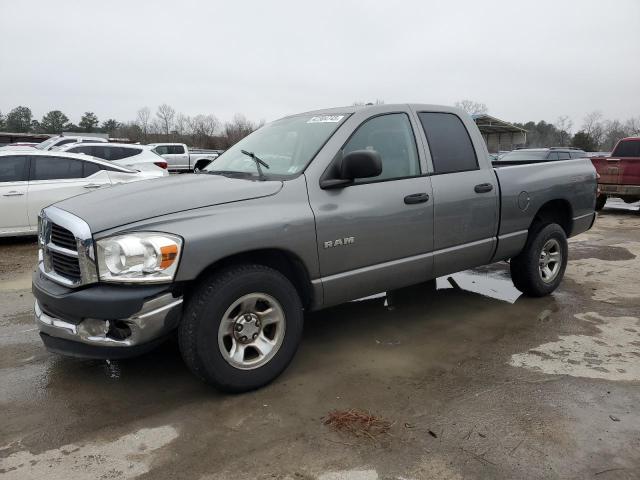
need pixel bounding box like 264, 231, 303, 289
154, 161, 168, 169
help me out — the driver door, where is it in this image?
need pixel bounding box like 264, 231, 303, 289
307, 112, 434, 306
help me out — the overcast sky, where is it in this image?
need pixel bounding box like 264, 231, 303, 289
1, 0, 639, 128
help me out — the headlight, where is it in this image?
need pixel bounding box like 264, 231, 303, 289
96, 233, 182, 283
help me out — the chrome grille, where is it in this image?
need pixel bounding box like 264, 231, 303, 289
51, 224, 77, 251
50, 250, 81, 281
39, 207, 98, 288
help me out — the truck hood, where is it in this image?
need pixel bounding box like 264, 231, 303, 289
53, 174, 283, 233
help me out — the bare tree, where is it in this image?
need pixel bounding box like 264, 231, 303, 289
554, 116, 573, 146
136, 107, 151, 141
223, 114, 260, 148
582, 111, 605, 148
174, 113, 190, 136
156, 104, 176, 135
455, 100, 488, 115
189, 114, 220, 147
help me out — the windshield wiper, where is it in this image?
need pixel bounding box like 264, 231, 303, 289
240, 150, 270, 180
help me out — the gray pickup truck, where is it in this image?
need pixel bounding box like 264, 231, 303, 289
33, 104, 597, 391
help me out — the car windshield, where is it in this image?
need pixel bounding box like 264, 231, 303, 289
499, 150, 549, 161
204, 114, 349, 178
35, 137, 60, 150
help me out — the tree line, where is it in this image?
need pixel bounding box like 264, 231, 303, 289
455, 100, 640, 152
2, 101, 638, 152
0, 104, 264, 150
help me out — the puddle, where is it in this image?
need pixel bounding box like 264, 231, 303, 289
0, 425, 178, 480
352, 267, 521, 306
509, 312, 640, 381
436, 270, 521, 304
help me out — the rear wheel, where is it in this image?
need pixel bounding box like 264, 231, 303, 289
510, 223, 568, 297
595, 195, 607, 211
179, 264, 304, 392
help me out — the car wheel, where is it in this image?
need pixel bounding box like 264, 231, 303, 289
179, 264, 304, 392
510, 223, 568, 297
595, 195, 607, 211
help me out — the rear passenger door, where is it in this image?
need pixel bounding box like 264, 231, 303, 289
415, 111, 499, 276
0, 155, 30, 234
27, 156, 111, 227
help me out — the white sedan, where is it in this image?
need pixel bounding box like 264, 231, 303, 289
0, 151, 166, 237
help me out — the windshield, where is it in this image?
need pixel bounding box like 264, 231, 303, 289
499, 150, 549, 161
204, 114, 349, 178
35, 137, 60, 150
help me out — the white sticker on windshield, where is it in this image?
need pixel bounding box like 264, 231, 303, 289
307, 115, 344, 123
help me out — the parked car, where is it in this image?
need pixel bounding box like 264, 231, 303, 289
591, 137, 640, 210
57, 142, 169, 172
494, 147, 586, 164
148, 143, 220, 172
33, 103, 596, 391
0, 151, 163, 237
0, 135, 108, 152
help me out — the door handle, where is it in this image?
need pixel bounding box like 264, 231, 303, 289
404, 192, 429, 204
474, 183, 494, 193
2, 191, 24, 197
83, 184, 102, 189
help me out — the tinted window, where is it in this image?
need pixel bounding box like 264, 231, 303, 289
418, 112, 477, 174
570, 150, 586, 159
612, 140, 640, 157
169, 145, 185, 154
88, 145, 111, 160
31, 156, 84, 180
69, 145, 93, 155
342, 113, 420, 182
547, 152, 560, 161
112, 147, 142, 160
83, 162, 101, 177
0, 156, 28, 182
53, 139, 78, 148
557, 152, 571, 160
154, 145, 170, 155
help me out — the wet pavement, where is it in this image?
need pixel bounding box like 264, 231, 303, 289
1, 201, 639, 479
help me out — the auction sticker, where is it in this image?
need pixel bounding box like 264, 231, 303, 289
307, 115, 344, 123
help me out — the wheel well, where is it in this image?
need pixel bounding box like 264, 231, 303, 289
530, 199, 573, 236
192, 249, 314, 309
193, 158, 212, 170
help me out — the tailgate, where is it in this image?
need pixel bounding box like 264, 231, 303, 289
591, 157, 619, 184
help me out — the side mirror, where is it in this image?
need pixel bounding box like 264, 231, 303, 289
320, 149, 382, 189
340, 149, 382, 180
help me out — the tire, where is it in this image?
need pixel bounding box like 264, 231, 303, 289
595, 195, 607, 211
179, 264, 304, 392
510, 223, 568, 297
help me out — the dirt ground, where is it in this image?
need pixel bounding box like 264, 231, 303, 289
1, 201, 639, 480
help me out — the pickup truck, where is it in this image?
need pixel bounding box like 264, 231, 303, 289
590, 137, 640, 210
32, 104, 597, 392
148, 143, 220, 172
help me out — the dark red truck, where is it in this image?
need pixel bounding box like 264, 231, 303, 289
591, 137, 640, 210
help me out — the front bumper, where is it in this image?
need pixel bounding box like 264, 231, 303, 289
33, 271, 183, 359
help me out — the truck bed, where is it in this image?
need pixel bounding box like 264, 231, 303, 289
491, 158, 597, 260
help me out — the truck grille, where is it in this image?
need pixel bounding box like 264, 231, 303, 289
51, 224, 77, 251
50, 249, 81, 281
39, 207, 98, 288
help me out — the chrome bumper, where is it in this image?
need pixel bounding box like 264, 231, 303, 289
35, 293, 183, 348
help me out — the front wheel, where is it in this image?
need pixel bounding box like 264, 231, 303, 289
510, 223, 568, 297
179, 264, 304, 392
